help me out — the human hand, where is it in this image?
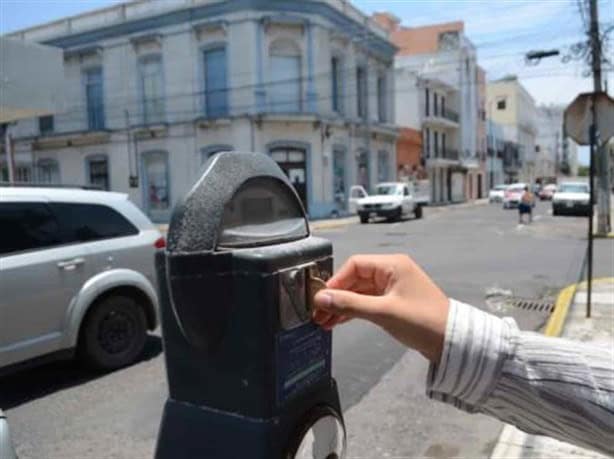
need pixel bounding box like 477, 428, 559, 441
312, 254, 449, 363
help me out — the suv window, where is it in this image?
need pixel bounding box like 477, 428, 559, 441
404, 187, 410, 196
50, 203, 139, 243
0, 202, 62, 255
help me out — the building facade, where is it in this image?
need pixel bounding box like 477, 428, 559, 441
374, 14, 484, 204
486, 76, 537, 184
486, 120, 505, 186
6, 0, 398, 221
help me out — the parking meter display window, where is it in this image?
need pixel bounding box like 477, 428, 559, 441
218, 177, 308, 249
276, 323, 331, 406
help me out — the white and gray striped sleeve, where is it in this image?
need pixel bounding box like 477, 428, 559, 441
426, 299, 614, 455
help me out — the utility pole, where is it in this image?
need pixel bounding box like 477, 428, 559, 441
589, 0, 611, 235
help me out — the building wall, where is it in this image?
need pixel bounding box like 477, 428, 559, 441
6, 0, 398, 220
487, 77, 537, 183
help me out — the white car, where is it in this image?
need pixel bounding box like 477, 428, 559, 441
348, 185, 368, 214
0, 186, 163, 374
503, 183, 528, 209
489, 184, 508, 203
552, 182, 590, 216
356, 182, 421, 223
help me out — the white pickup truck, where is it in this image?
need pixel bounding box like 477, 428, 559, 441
352, 181, 430, 224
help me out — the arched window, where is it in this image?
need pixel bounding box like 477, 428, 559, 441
37, 158, 60, 184
269, 39, 301, 112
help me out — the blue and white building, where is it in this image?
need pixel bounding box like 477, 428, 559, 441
5, 0, 398, 221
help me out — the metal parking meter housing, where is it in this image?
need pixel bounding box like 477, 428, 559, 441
155, 152, 345, 459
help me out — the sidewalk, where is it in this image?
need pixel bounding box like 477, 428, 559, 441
490, 278, 614, 459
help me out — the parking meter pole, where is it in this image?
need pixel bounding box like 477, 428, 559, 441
154, 152, 346, 459
587, 123, 595, 318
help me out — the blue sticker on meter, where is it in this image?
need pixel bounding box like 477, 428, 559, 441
276, 322, 331, 406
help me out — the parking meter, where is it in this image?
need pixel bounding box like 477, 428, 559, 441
154, 152, 345, 459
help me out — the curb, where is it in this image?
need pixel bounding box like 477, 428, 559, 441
310, 217, 357, 231
491, 276, 614, 458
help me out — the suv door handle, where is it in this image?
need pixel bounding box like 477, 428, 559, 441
57, 257, 85, 270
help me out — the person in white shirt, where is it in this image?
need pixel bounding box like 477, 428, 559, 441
312, 254, 614, 455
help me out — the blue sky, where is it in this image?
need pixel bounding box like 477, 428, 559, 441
2, 0, 611, 164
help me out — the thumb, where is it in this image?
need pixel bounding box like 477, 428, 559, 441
314, 289, 385, 322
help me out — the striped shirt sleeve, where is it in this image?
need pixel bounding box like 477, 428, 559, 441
426, 299, 614, 455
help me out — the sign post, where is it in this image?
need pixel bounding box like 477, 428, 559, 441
564, 92, 614, 317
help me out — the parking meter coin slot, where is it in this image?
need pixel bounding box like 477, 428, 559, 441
217, 177, 308, 249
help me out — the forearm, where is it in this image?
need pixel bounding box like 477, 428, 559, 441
426, 300, 614, 455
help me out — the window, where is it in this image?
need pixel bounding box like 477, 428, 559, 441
204, 46, 229, 117
424, 127, 430, 157
84, 67, 105, 130
356, 66, 367, 119
497, 98, 507, 110
403, 186, 410, 196
0, 202, 61, 255
16, 166, 32, 183
87, 156, 109, 190
37, 159, 60, 184
50, 203, 138, 243
201, 145, 233, 164
535, 145, 541, 152
441, 96, 446, 117
434, 131, 439, 156
377, 150, 389, 182
143, 151, 169, 211
356, 150, 369, 190
442, 133, 446, 155
270, 40, 301, 113
139, 55, 165, 124
377, 74, 386, 122
331, 56, 342, 113
333, 148, 346, 203
434, 93, 438, 116
39, 115, 54, 135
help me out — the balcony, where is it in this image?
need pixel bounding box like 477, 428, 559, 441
423, 109, 459, 128
442, 108, 459, 123
423, 148, 460, 163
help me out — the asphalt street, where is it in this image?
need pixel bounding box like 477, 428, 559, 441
2, 201, 612, 458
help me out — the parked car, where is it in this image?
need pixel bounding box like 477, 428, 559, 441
552, 182, 590, 216
0, 187, 163, 374
488, 184, 508, 203
356, 182, 427, 223
348, 185, 368, 214
503, 183, 529, 209
539, 183, 557, 201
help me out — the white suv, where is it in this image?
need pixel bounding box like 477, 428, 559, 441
0, 187, 162, 373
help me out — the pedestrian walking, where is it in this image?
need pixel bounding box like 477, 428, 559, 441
312, 254, 614, 455
518, 185, 534, 224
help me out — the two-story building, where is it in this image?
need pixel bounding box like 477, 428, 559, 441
373, 15, 484, 204
6, 0, 398, 221
487, 75, 537, 184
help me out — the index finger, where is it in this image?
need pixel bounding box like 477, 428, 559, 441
326, 254, 390, 293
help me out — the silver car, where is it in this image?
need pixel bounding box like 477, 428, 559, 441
0, 187, 162, 373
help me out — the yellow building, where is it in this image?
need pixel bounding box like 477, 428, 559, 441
487, 76, 538, 183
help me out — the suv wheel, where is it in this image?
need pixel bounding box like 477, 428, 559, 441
79, 295, 147, 371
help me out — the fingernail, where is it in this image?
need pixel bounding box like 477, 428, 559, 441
315, 292, 333, 310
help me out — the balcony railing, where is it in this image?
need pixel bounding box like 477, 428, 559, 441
441, 108, 459, 123
423, 148, 459, 161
